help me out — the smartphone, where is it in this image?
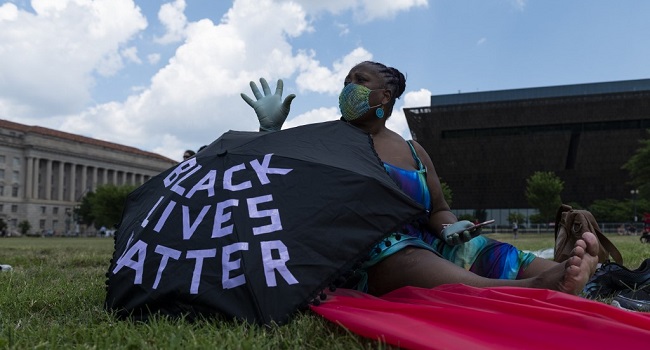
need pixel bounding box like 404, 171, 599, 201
467, 219, 495, 231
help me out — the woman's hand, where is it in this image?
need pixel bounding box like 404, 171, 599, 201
441, 220, 481, 246
241, 78, 296, 132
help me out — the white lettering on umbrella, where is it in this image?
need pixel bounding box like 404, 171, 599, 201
152, 245, 181, 289
250, 154, 293, 185
142, 196, 164, 228
248, 195, 282, 235
186, 249, 217, 294
153, 200, 177, 233
170, 165, 203, 196
117, 153, 303, 294
222, 242, 249, 289
112, 239, 148, 284
213, 199, 239, 238
182, 204, 211, 240
224, 163, 252, 191
163, 157, 197, 187
185, 170, 217, 198
261, 240, 298, 287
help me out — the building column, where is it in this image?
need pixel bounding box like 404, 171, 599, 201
32, 157, 40, 199
102, 168, 108, 186
25, 156, 33, 199
113, 170, 118, 185
58, 161, 64, 201
92, 167, 98, 191
45, 159, 52, 200
69, 163, 76, 202
81, 165, 87, 197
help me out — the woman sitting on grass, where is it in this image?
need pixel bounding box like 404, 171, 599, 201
241, 60, 600, 296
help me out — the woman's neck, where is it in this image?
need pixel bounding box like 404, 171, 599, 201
352, 119, 386, 136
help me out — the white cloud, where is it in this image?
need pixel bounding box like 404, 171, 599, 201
0, 0, 147, 117
60, 0, 320, 160
147, 53, 161, 65
0, 2, 18, 21
297, 0, 428, 22
121, 46, 142, 64
1, 0, 431, 160
403, 88, 432, 109
284, 107, 340, 129
511, 0, 527, 11
388, 88, 431, 139
295, 47, 373, 94
335, 22, 349, 36
154, 0, 187, 44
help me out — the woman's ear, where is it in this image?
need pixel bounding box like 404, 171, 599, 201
382, 89, 392, 105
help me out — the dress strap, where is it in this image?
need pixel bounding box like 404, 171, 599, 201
406, 140, 425, 171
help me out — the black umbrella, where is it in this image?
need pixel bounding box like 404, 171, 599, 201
105, 120, 425, 325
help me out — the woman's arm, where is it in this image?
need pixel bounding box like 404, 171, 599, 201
411, 140, 476, 245
409, 140, 456, 234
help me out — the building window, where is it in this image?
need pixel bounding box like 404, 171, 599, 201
0, 185, 3, 196
0, 204, 3, 212
11, 205, 17, 213
53, 207, 59, 215
0, 155, 5, 164
41, 206, 46, 214
10, 218, 17, 228
53, 220, 59, 230
12, 171, 19, 182
13, 157, 20, 167
0, 169, 4, 179
11, 186, 18, 197
39, 219, 45, 229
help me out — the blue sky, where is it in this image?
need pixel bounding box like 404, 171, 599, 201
1, 0, 649, 161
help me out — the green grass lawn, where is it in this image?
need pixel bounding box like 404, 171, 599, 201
0, 234, 648, 349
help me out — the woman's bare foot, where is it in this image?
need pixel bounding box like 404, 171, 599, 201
533, 232, 600, 294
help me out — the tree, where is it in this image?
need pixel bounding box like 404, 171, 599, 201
88, 184, 137, 229
474, 209, 488, 223
508, 212, 526, 226
18, 220, 31, 235
525, 171, 563, 223
623, 130, 650, 199
588, 199, 632, 222
76, 191, 96, 227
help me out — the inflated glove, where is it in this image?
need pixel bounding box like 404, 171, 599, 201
240, 78, 296, 132
441, 220, 480, 246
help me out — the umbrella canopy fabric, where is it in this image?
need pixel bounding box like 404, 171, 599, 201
105, 121, 425, 325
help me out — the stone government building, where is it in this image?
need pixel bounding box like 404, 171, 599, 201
404, 78, 650, 225
0, 119, 177, 235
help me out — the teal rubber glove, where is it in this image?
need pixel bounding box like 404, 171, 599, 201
240, 78, 296, 132
441, 220, 480, 246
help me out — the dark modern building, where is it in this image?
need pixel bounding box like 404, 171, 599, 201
404, 79, 650, 225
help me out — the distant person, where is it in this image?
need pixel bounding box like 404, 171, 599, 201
512, 221, 519, 239
183, 150, 195, 161
628, 225, 637, 235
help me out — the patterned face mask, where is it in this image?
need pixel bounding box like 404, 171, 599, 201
338, 83, 383, 121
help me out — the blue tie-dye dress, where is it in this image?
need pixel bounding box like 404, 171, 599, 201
356, 140, 536, 291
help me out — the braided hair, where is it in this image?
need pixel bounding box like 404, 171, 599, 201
359, 61, 406, 114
